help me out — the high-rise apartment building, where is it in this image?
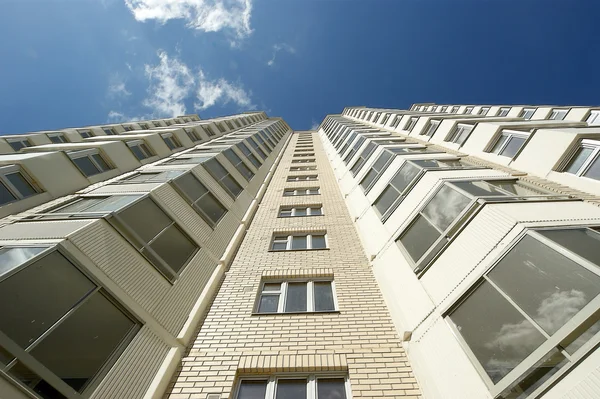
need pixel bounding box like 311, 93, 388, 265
0, 103, 599, 399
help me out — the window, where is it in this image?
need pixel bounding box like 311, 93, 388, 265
292, 159, 315, 164
498, 107, 510, 117
116, 170, 186, 184
270, 233, 327, 251
478, 107, 490, 116
447, 124, 474, 145
236, 375, 349, 399
464, 106, 474, 114
165, 156, 212, 165
102, 127, 117, 135
78, 130, 94, 139
350, 142, 377, 176
204, 158, 244, 199
122, 125, 134, 132
203, 125, 216, 137
586, 110, 600, 125
216, 122, 226, 133
520, 108, 535, 120
490, 130, 529, 158
447, 228, 600, 398
6, 138, 32, 152
126, 140, 154, 161
294, 153, 315, 157
161, 133, 182, 150
255, 279, 335, 313
290, 166, 317, 171
139, 123, 150, 130
184, 128, 202, 142
279, 206, 323, 217
47, 133, 68, 144
451, 106, 459, 113
423, 120, 440, 136
397, 179, 558, 274
247, 138, 268, 160
223, 149, 254, 181
295, 148, 313, 152
440, 106, 448, 112
373, 161, 423, 219
564, 139, 600, 181
343, 137, 366, 164
287, 175, 318, 182
549, 108, 568, 120
172, 172, 228, 228
404, 117, 418, 132
283, 187, 320, 196
67, 149, 112, 177
152, 121, 162, 128
0, 246, 140, 398
359, 151, 393, 193
236, 142, 262, 168
0, 165, 40, 206
390, 115, 402, 128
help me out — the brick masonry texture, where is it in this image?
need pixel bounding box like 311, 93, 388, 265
164, 132, 422, 399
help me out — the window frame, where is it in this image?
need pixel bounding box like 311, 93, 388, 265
67, 148, 113, 177
497, 107, 510, 117
0, 245, 141, 399
283, 187, 320, 196
549, 108, 568, 120
161, 133, 182, 150
170, 172, 229, 228
489, 129, 530, 159
562, 139, 600, 179
444, 227, 600, 398
520, 108, 535, 120
278, 205, 323, 218
286, 175, 318, 182
586, 110, 600, 125
126, 140, 154, 161
0, 164, 41, 205
404, 117, 418, 132
6, 138, 32, 152
254, 279, 338, 314
447, 123, 475, 145
47, 133, 68, 144
270, 233, 328, 251
77, 129, 94, 139
235, 374, 351, 399
422, 120, 440, 137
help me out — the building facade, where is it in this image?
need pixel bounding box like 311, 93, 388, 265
0, 103, 600, 399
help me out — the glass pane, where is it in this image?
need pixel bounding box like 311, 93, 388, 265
9, 361, 68, 399
583, 156, 600, 181
374, 185, 400, 216
196, 193, 227, 226
0, 181, 16, 205
129, 145, 146, 160
539, 228, 600, 267
53, 198, 106, 214
314, 282, 335, 311
91, 154, 110, 172
499, 349, 567, 399
6, 173, 36, 197
500, 136, 526, 158
175, 174, 209, 202
399, 215, 441, 265
312, 235, 327, 249
285, 283, 307, 312
492, 135, 509, 154
31, 292, 137, 393
291, 236, 308, 250
390, 162, 421, 193
422, 185, 471, 231
125, 173, 159, 183
0, 246, 47, 278
317, 378, 347, 399
263, 283, 281, 291
85, 196, 140, 213
237, 380, 268, 399
311, 208, 323, 216
222, 175, 243, 198
489, 235, 600, 335
275, 379, 307, 399
449, 280, 546, 383
150, 225, 197, 273
564, 318, 600, 355
295, 208, 307, 217
453, 181, 508, 197
488, 181, 545, 196
258, 294, 279, 313
205, 159, 228, 179
118, 198, 172, 243
272, 241, 287, 251
0, 251, 95, 348
72, 157, 99, 176
360, 169, 378, 190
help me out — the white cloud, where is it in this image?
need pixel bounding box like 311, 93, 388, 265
195, 70, 253, 110
143, 50, 195, 117
310, 119, 319, 130
267, 43, 296, 67
124, 0, 253, 40
108, 82, 132, 98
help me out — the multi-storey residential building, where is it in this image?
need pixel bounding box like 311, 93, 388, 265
1, 103, 600, 399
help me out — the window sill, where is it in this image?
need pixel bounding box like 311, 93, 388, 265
252, 310, 340, 316
268, 248, 330, 253
277, 214, 324, 219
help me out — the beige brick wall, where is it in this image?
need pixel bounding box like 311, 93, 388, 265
165, 131, 421, 398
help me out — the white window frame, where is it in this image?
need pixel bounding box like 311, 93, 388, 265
563, 139, 600, 178
586, 110, 600, 125
520, 108, 535, 120
291, 159, 316, 164
478, 107, 490, 116
447, 124, 474, 145
464, 106, 474, 114
497, 107, 510, 117
404, 117, 418, 132
47, 133, 68, 143
290, 166, 317, 172
161, 133, 182, 150
286, 175, 318, 182
77, 129, 94, 138
6, 138, 32, 151
270, 233, 328, 251
283, 187, 320, 196
67, 149, 112, 176
126, 140, 154, 161
235, 374, 351, 399
278, 206, 323, 218
549, 108, 568, 120
423, 120, 440, 136
255, 280, 338, 314
184, 127, 202, 142
490, 129, 530, 158
0, 165, 40, 204
445, 227, 600, 398
102, 127, 117, 135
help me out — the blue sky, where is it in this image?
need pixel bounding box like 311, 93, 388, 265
1, 0, 599, 134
